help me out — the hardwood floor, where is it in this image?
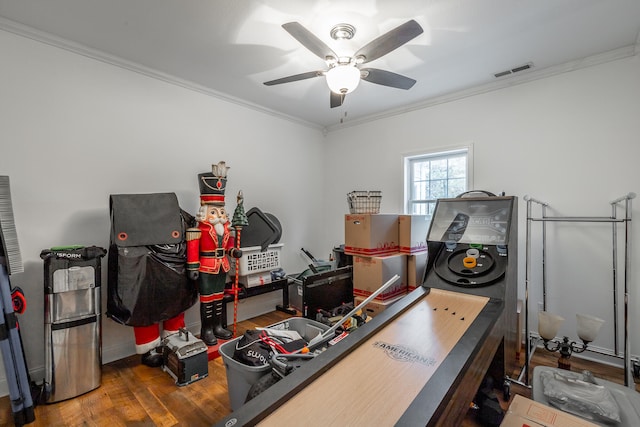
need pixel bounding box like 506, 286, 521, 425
1, 310, 637, 426
0, 311, 290, 427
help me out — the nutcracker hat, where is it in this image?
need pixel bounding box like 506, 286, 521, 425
198, 161, 230, 205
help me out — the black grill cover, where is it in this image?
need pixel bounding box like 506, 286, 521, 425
107, 193, 197, 327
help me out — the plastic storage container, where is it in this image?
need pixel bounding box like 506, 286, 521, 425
230, 243, 283, 276
219, 317, 329, 411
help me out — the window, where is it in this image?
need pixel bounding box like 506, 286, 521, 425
404, 146, 472, 217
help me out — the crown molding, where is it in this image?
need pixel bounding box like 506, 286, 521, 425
325, 44, 639, 133
0, 17, 323, 132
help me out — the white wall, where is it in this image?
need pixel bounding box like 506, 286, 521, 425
0, 30, 326, 395
322, 54, 640, 369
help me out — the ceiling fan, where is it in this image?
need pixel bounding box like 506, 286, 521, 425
264, 20, 424, 108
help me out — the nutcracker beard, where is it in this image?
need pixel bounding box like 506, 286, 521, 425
209, 217, 227, 237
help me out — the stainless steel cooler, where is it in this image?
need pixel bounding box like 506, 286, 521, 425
41, 246, 106, 403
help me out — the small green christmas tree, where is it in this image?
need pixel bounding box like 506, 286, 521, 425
232, 190, 249, 229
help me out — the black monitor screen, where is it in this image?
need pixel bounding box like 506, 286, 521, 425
427, 197, 514, 245
302, 266, 353, 319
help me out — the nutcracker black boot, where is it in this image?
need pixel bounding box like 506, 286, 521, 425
200, 302, 217, 346
213, 299, 233, 340
141, 347, 163, 367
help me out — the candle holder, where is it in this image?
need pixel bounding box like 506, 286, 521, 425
538, 311, 604, 370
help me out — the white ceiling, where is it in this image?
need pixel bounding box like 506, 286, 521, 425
1, 0, 639, 130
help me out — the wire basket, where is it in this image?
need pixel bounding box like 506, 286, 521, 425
347, 191, 382, 214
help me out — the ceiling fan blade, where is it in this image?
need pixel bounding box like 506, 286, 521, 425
330, 91, 345, 108
264, 71, 323, 86
361, 68, 416, 90
282, 22, 337, 61
355, 20, 423, 64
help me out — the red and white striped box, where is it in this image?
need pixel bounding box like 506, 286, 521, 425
398, 215, 429, 254
344, 214, 399, 256
353, 253, 407, 301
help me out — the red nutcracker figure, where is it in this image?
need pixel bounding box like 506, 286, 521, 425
186, 162, 242, 346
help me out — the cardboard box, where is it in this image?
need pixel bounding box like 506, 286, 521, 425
353, 254, 407, 301
398, 215, 429, 253
355, 294, 405, 317
407, 250, 428, 290
344, 214, 399, 256
501, 395, 598, 427
501, 412, 546, 427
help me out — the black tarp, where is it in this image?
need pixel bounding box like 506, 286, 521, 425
106, 193, 197, 327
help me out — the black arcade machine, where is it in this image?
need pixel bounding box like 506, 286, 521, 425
423, 192, 518, 384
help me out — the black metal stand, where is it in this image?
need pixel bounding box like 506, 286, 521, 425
221, 278, 296, 327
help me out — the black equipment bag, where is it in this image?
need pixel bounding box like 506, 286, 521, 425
232, 329, 308, 367
107, 193, 197, 327
232, 330, 273, 367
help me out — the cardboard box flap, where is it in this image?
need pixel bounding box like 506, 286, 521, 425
504, 395, 599, 427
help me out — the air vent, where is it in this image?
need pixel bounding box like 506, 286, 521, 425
494, 62, 534, 78
494, 70, 512, 78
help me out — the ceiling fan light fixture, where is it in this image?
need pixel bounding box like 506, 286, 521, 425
326, 65, 360, 94
268, 20, 424, 107
330, 23, 356, 40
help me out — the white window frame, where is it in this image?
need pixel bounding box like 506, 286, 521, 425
403, 144, 474, 216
